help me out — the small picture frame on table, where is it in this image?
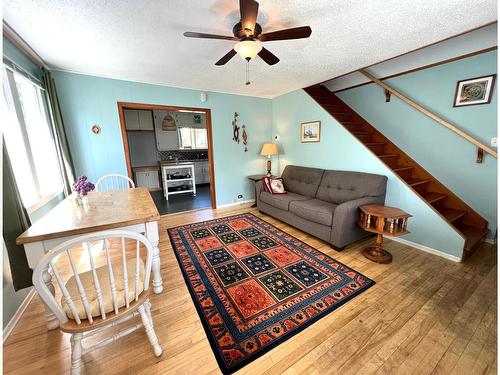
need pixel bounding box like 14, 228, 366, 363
300, 121, 321, 142
453, 74, 496, 107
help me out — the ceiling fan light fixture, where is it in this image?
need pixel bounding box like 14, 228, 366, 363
234, 40, 262, 60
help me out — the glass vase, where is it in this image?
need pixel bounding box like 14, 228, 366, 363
76, 193, 89, 206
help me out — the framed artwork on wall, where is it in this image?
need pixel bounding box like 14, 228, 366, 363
300, 121, 321, 142
453, 74, 496, 107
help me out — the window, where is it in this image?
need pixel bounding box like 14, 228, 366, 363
3, 67, 63, 212
178, 127, 208, 149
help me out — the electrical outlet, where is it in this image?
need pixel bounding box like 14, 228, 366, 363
491, 137, 498, 147
274, 135, 280, 142
237, 194, 243, 201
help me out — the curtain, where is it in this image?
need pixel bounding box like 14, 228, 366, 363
42, 68, 75, 196
3, 142, 33, 290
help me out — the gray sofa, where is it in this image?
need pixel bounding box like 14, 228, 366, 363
256, 165, 388, 250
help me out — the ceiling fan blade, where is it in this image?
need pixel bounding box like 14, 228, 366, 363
240, 0, 259, 34
259, 26, 312, 42
184, 31, 238, 41
258, 47, 279, 65
215, 49, 237, 65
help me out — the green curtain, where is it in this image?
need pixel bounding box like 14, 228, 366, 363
42, 68, 75, 196
3, 142, 33, 290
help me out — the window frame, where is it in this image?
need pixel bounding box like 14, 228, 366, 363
3, 65, 64, 213
178, 127, 208, 150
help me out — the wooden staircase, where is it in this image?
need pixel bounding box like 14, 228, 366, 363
304, 85, 489, 261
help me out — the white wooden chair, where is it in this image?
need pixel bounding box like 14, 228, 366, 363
32, 230, 162, 375
95, 174, 135, 191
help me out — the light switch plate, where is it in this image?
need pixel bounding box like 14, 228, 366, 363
491, 137, 498, 147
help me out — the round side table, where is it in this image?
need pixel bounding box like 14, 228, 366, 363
358, 205, 412, 264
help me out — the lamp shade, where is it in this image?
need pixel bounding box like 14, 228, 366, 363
234, 40, 263, 60
260, 143, 279, 156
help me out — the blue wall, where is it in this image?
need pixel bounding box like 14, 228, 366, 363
52, 71, 272, 206
338, 51, 497, 236
272, 90, 465, 258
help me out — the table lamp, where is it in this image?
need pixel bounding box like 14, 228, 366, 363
260, 143, 279, 177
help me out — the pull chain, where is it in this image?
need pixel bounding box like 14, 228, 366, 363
245, 59, 251, 85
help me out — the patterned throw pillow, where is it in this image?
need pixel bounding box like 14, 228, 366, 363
263, 177, 287, 195
262, 177, 272, 192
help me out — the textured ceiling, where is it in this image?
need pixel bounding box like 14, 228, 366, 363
3, 0, 497, 98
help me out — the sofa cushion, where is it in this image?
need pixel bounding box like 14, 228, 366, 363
316, 171, 387, 204
260, 191, 311, 211
281, 165, 324, 198
289, 199, 338, 226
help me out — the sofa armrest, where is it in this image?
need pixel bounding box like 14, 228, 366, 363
330, 195, 385, 248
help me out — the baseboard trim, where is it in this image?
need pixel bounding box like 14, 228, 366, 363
484, 238, 497, 245
389, 237, 462, 262
217, 199, 255, 209
3, 288, 36, 342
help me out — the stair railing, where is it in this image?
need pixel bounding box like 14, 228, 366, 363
359, 69, 497, 161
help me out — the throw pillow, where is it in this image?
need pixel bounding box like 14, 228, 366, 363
269, 177, 287, 195
262, 177, 272, 193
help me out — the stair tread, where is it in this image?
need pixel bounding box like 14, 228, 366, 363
406, 178, 432, 186
393, 165, 414, 171
423, 192, 447, 204
377, 153, 399, 158
352, 131, 373, 135
439, 207, 466, 223
456, 224, 488, 251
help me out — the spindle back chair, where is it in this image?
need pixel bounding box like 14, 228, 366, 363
32, 230, 162, 375
95, 174, 135, 191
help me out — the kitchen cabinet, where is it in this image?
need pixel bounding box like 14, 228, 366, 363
134, 168, 160, 191
124, 109, 154, 131
193, 161, 210, 184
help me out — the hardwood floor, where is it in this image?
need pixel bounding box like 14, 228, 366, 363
3, 205, 497, 374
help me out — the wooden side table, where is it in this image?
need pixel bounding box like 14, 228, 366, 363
358, 204, 412, 264
247, 174, 272, 208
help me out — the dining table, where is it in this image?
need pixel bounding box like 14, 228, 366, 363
16, 187, 164, 331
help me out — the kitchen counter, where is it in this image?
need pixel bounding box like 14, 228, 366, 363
133, 165, 159, 172
159, 161, 194, 166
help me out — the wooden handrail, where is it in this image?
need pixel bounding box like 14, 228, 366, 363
359, 69, 498, 159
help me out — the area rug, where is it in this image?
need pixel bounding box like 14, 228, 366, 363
168, 213, 374, 374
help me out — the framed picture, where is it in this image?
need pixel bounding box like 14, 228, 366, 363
300, 121, 321, 142
453, 74, 496, 107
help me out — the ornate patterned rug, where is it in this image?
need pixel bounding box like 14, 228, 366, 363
168, 213, 374, 374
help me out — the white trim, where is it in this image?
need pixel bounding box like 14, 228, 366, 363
388, 237, 462, 262
3, 21, 48, 68
216, 199, 255, 209
484, 238, 497, 245
3, 288, 36, 342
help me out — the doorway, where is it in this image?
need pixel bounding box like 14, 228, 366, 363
117, 102, 216, 215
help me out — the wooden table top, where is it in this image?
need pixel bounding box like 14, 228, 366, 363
247, 174, 272, 181
359, 204, 412, 219
17, 188, 160, 245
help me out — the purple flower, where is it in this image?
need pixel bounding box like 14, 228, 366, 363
72, 175, 95, 196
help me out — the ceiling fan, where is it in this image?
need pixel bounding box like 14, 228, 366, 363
183, 0, 312, 83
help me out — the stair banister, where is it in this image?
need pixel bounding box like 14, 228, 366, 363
359, 69, 498, 159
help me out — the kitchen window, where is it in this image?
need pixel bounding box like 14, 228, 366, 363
2, 66, 63, 212
178, 127, 208, 149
